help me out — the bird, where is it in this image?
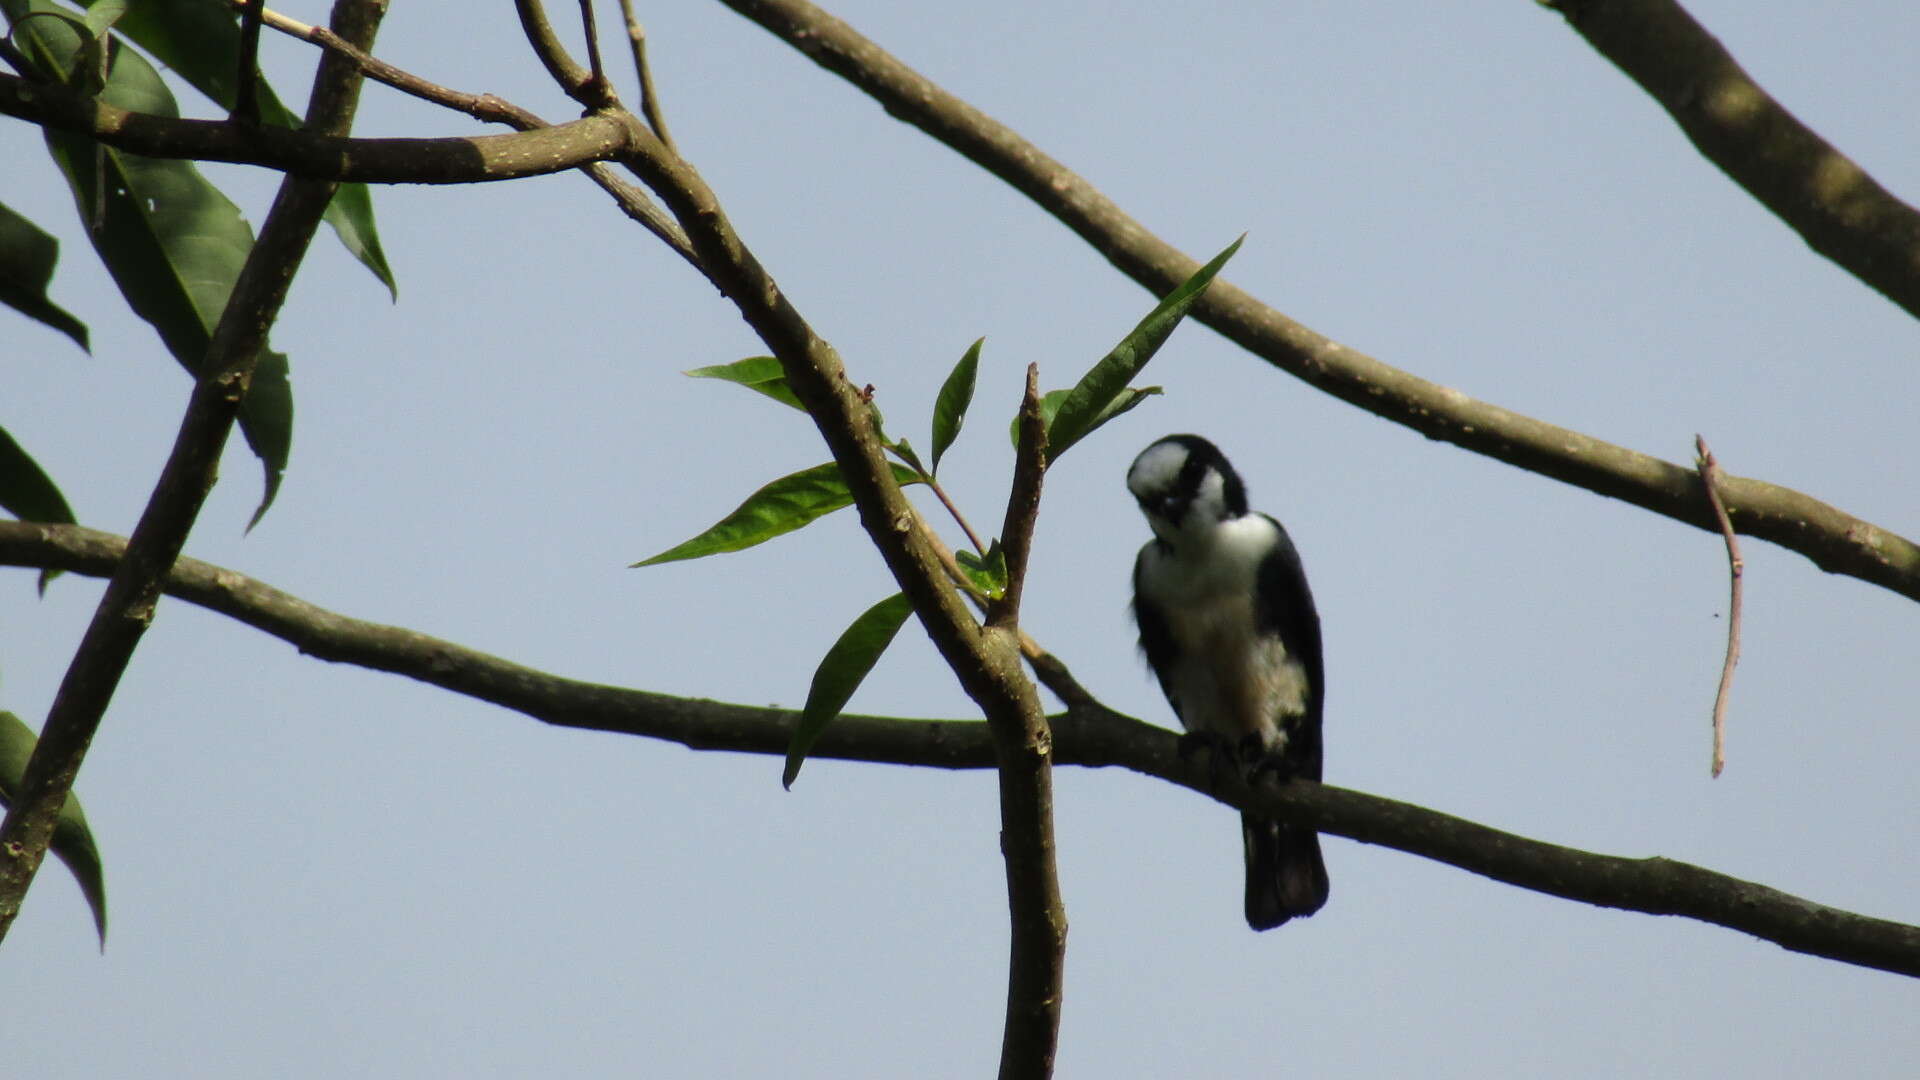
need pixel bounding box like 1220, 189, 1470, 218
1126, 433, 1328, 930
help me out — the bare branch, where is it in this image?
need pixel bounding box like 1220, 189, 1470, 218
1544, 0, 1920, 324
0, 73, 635, 183
988, 364, 1047, 631
230, 2, 696, 267
615, 0, 676, 152
711, 0, 1920, 604
2, 520, 1915, 978
1695, 435, 1744, 778
0, 0, 389, 944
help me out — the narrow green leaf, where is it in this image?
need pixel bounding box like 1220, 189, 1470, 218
0, 426, 76, 524
888, 436, 927, 477
0, 200, 89, 351
1045, 236, 1243, 461
955, 539, 1008, 599
1010, 386, 1162, 449
685, 356, 807, 411
632, 462, 924, 567
14, 7, 293, 523
784, 592, 915, 789
930, 338, 983, 475
0, 711, 108, 949
109, 0, 398, 296
0, 425, 77, 593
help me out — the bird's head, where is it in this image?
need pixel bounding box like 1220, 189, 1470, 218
1126, 434, 1249, 544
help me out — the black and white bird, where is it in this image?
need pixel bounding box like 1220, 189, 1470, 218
1126, 434, 1328, 930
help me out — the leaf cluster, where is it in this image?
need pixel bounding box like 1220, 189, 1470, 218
633, 238, 1242, 785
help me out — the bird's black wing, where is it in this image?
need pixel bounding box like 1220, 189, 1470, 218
1130, 543, 1185, 726
1255, 514, 1324, 780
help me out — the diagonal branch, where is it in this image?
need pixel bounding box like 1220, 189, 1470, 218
710, 0, 1920, 604
0, 0, 388, 944
1543, 0, 1920, 324
2, 519, 1915, 978
600, 107, 1065, 1080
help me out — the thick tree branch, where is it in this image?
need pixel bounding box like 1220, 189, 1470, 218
2, 520, 1915, 978
712, 0, 1920, 604
0, 73, 634, 183
1544, 0, 1920, 323
0, 0, 387, 943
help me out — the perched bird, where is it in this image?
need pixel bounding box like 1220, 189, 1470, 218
1126, 434, 1328, 930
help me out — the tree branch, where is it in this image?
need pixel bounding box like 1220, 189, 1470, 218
1543, 0, 1920, 324
597, 100, 1065, 1077
982, 363, 1062, 1078
2, 519, 1915, 977
710, 0, 1920, 604
0, 73, 635, 184
0, 0, 388, 943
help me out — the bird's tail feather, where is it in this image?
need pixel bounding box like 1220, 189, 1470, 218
1242, 813, 1329, 931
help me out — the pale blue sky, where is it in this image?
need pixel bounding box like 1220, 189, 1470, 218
6, 2, 1919, 1076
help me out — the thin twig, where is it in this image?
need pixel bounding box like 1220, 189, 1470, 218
3, 520, 1917, 978
0, 0, 388, 944
615, 0, 676, 152
925, 476, 989, 557
988, 364, 1046, 630
575, 0, 609, 98
1695, 435, 1743, 778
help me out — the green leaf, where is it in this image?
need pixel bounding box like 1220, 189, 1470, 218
110, 0, 398, 296
955, 539, 1008, 599
1045, 235, 1243, 461
0, 425, 76, 524
13, 5, 292, 524
82, 0, 126, 37
0, 200, 89, 351
685, 356, 806, 411
930, 337, 982, 475
887, 436, 927, 477
3, 422, 81, 594
1011, 386, 1162, 449
783, 592, 915, 789
632, 462, 924, 567
0, 711, 108, 950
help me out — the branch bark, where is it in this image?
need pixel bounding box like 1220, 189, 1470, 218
711, 0, 1920, 604
0, 0, 388, 943
3, 520, 1915, 978
1543, 0, 1920, 324
0, 73, 634, 184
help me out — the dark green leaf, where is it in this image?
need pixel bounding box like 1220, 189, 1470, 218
13, 6, 292, 523
1045, 236, 1242, 461
685, 356, 806, 411
110, 0, 397, 296
0, 425, 76, 524
631, 462, 924, 567
0, 200, 89, 351
783, 592, 915, 789
955, 539, 1008, 599
0, 710, 108, 949
930, 337, 982, 475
